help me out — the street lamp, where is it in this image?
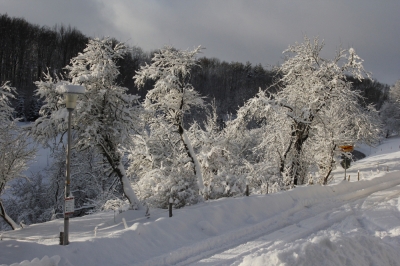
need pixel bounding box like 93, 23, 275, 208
58, 84, 85, 245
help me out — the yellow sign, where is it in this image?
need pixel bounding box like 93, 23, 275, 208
340, 145, 354, 152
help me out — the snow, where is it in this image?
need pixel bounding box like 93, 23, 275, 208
2, 137, 400, 265
55, 85, 85, 95
0, 256, 60, 266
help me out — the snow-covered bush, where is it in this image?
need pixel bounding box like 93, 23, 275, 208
134, 156, 200, 209
1, 145, 122, 229
187, 103, 280, 199
128, 119, 201, 208
102, 198, 130, 212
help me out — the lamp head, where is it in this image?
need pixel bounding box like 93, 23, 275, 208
65, 93, 79, 109
57, 84, 86, 110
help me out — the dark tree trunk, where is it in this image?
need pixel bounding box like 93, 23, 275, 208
0, 200, 19, 230
290, 122, 310, 185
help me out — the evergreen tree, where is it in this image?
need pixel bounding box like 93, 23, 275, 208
14, 92, 26, 121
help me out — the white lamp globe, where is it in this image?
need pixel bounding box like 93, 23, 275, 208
58, 84, 85, 109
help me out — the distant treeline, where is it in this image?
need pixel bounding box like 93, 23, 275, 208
0, 13, 389, 122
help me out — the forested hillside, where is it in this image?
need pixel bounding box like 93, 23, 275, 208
0, 14, 389, 122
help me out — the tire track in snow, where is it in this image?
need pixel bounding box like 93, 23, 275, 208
194, 205, 355, 265
192, 183, 400, 266
136, 175, 400, 266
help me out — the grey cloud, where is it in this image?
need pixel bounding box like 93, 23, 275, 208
1, 0, 399, 84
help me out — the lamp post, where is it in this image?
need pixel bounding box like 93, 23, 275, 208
59, 84, 85, 245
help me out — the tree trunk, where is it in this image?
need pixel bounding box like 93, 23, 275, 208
322, 144, 336, 185
291, 123, 310, 185
0, 200, 20, 230
176, 93, 204, 193
100, 140, 141, 210
114, 162, 141, 210
279, 139, 293, 175
178, 124, 204, 191
292, 139, 302, 186
323, 167, 333, 185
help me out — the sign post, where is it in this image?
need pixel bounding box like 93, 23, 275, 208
339, 145, 354, 181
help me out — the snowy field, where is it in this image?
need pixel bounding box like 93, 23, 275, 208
2, 137, 400, 266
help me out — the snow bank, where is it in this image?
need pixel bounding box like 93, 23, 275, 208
239, 213, 400, 266
0, 255, 60, 266
240, 230, 400, 266
2, 174, 400, 266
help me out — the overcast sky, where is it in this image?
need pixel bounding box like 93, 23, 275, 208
1, 0, 399, 85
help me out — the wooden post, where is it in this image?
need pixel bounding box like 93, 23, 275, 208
245, 185, 249, 196
348, 175, 350, 181
387, 166, 389, 172
59, 232, 64, 245
169, 203, 173, 217
169, 197, 173, 217
358, 170, 360, 181
266, 183, 269, 194
145, 205, 150, 218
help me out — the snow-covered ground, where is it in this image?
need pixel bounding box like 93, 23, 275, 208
2, 137, 400, 266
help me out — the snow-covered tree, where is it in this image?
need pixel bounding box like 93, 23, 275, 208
14, 92, 26, 121
389, 80, 400, 102
186, 100, 282, 199
127, 119, 201, 208
227, 90, 293, 189
232, 37, 379, 186
31, 38, 143, 209
188, 104, 243, 199
274, 37, 372, 184
380, 102, 400, 138
307, 100, 380, 184
132, 46, 205, 207
381, 80, 400, 137
26, 95, 42, 122
0, 82, 36, 230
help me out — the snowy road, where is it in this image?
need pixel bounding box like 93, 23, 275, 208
2, 174, 400, 266
190, 185, 400, 265
137, 173, 400, 266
